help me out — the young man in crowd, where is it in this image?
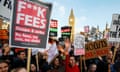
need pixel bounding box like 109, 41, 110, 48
12, 50, 27, 69
0, 60, 9, 72
87, 64, 97, 72
96, 50, 116, 72
58, 38, 80, 72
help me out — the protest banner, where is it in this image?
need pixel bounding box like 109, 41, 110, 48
85, 39, 110, 59
109, 14, 120, 42
84, 26, 89, 33
0, 0, 13, 21
90, 27, 96, 35
10, 0, 52, 49
49, 19, 58, 37
0, 29, 8, 39
61, 26, 72, 39
74, 34, 85, 55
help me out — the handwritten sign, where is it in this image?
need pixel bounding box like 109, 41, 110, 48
85, 39, 110, 59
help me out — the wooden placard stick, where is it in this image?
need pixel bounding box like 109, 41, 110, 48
27, 48, 32, 72
112, 43, 119, 63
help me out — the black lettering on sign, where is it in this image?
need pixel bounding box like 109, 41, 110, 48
94, 42, 98, 49
85, 39, 108, 51
100, 39, 107, 48
3, 0, 12, 10
85, 43, 88, 51
89, 42, 94, 50
0, 0, 1, 2
119, 32, 120, 38
110, 31, 117, 38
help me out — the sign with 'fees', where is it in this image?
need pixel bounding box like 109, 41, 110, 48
10, 0, 52, 49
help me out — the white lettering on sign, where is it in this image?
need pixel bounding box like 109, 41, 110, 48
16, 0, 47, 30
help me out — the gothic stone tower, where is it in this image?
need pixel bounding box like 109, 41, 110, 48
69, 9, 75, 42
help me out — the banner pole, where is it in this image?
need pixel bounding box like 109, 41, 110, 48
112, 43, 119, 63
80, 56, 82, 72
108, 64, 111, 72
83, 55, 87, 72
36, 54, 39, 72
27, 48, 32, 72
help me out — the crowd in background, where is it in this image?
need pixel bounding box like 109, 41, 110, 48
0, 37, 120, 72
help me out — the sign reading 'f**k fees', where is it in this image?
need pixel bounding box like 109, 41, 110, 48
10, 0, 52, 49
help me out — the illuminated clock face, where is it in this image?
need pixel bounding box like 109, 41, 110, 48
70, 18, 73, 22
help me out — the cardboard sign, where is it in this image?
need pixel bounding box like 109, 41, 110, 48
84, 26, 89, 33
61, 26, 72, 39
109, 14, 120, 42
10, 0, 52, 49
90, 27, 96, 35
0, 0, 13, 21
85, 39, 110, 59
47, 43, 58, 64
74, 34, 85, 55
49, 19, 58, 37
0, 29, 8, 39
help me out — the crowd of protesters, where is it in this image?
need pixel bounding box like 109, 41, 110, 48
0, 37, 120, 72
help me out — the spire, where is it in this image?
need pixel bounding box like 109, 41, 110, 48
106, 22, 108, 30
68, 8, 75, 42
96, 25, 99, 34
97, 25, 99, 30
97, 25, 99, 31
70, 8, 74, 17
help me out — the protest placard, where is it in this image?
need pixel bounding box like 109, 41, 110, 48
109, 14, 120, 42
85, 39, 110, 59
10, 0, 52, 49
74, 34, 85, 55
0, 0, 13, 21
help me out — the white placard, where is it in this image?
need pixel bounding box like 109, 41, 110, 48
0, 0, 13, 21
47, 43, 58, 63
74, 34, 85, 55
109, 14, 120, 42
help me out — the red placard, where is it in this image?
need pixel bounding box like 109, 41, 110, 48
50, 20, 58, 28
10, 0, 52, 49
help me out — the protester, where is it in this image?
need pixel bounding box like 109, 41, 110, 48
2, 43, 14, 56
58, 38, 80, 72
0, 60, 9, 72
87, 63, 97, 72
11, 67, 27, 72
40, 52, 51, 72
1, 34, 120, 72
12, 50, 27, 69
0, 43, 14, 64
114, 50, 120, 72
30, 63, 37, 72
51, 57, 65, 72
96, 50, 115, 72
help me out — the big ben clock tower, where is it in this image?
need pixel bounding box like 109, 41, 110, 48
69, 9, 75, 42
